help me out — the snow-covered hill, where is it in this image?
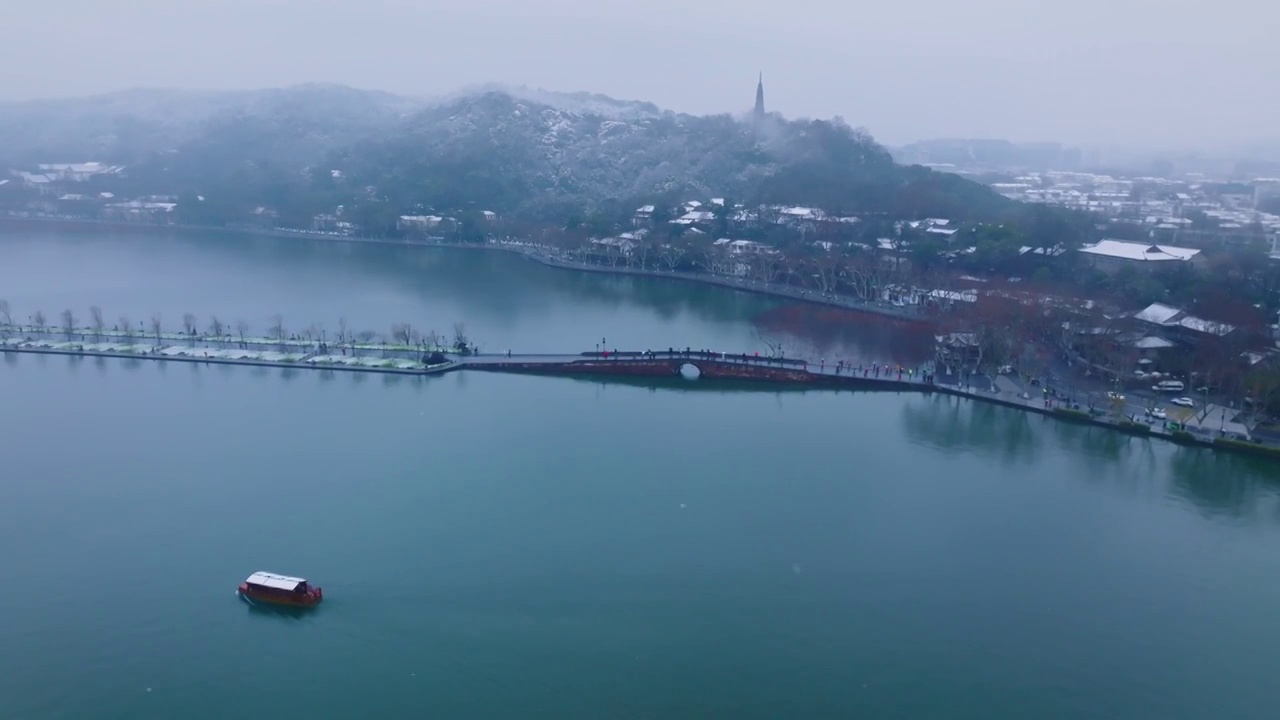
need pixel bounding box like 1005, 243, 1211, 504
2, 83, 1011, 222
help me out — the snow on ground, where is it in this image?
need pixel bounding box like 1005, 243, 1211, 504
306, 354, 422, 369
1, 339, 441, 371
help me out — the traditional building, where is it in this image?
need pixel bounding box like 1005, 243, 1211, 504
1077, 239, 1203, 274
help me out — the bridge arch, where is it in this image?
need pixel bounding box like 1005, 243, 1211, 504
678, 362, 702, 381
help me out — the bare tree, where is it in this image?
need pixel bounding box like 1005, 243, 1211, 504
657, 244, 685, 272
60, 309, 76, 339
235, 320, 249, 348
628, 241, 652, 270
754, 328, 784, 359
845, 250, 882, 301
119, 314, 132, 343
268, 314, 286, 348
151, 314, 163, 345
392, 323, 412, 346
425, 329, 442, 351
182, 313, 198, 341
0, 298, 12, 329
208, 316, 224, 339
409, 328, 422, 348
750, 253, 785, 284
452, 322, 469, 353
33, 310, 47, 332
89, 306, 105, 341
356, 330, 377, 354
806, 254, 843, 294
336, 317, 349, 348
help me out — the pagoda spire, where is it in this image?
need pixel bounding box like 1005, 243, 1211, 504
754, 73, 766, 121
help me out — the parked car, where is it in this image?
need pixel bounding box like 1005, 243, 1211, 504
1145, 407, 1168, 420
1106, 391, 1125, 401
997, 365, 1014, 375
1153, 380, 1185, 392
1171, 397, 1195, 407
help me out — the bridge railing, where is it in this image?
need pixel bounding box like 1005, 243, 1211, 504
575, 349, 810, 368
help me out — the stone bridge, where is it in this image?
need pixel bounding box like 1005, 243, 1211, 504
462, 350, 923, 389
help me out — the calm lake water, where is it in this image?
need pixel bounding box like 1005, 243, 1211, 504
2, 229, 1280, 719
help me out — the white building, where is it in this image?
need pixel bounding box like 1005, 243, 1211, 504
398, 215, 444, 231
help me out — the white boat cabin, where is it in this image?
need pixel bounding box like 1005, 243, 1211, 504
245, 571, 309, 592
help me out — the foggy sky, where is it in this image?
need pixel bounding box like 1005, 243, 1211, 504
2, 0, 1275, 148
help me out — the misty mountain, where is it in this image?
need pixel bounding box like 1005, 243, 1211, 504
332, 91, 793, 215
435, 83, 667, 121
5, 83, 1027, 230
0, 84, 417, 164
892, 139, 1084, 172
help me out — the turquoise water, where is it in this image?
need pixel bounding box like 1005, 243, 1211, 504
3, 231, 1280, 719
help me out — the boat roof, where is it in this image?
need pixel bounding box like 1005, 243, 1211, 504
245, 571, 307, 591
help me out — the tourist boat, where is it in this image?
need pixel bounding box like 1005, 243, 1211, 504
237, 571, 323, 608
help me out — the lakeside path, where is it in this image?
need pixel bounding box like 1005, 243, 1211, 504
0, 216, 928, 324
2, 334, 1271, 461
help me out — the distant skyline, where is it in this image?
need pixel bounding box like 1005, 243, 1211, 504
2, 0, 1276, 150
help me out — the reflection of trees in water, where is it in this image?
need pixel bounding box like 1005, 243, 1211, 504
754, 305, 934, 365
196, 234, 779, 329
900, 394, 1042, 465
552, 271, 778, 327
901, 393, 1280, 519
1167, 447, 1280, 520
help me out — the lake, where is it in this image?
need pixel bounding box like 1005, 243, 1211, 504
2, 229, 1280, 719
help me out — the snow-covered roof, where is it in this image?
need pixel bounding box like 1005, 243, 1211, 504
1133, 303, 1183, 325
635, 205, 655, 214
107, 200, 176, 211
1078, 239, 1200, 263
1018, 245, 1067, 257
675, 210, 715, 222
1177, 316, 1233, 336
245, 572, 306, 591
1133, 303, 1234, 336
1133, 335, 1176, 349
936, 332, 978, 347
39, 162, 108, 173
928, 289, 978, 303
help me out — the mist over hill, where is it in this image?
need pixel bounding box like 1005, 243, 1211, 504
1, 83, 1073, 240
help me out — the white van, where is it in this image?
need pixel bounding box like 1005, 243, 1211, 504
1152, 380, 1185, 392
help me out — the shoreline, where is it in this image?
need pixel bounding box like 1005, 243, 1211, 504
0, 215, 930, 324
2, 216, 1269, 461
1, 338, 1271, 463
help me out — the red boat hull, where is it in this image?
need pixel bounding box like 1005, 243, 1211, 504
238, 583, 323, 608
